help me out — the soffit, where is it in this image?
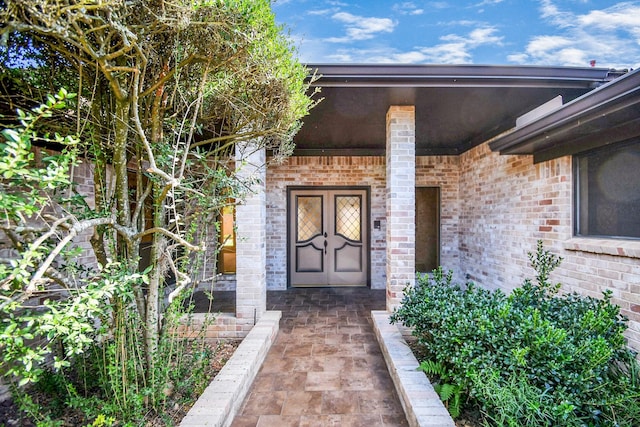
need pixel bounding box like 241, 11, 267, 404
489, 67, 640, 163
293, 64, 617, 156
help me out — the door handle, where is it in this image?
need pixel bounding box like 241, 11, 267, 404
324, 232, 327, 238
324, 239, 327, 254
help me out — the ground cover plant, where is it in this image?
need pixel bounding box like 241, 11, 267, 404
391, 241, 640, 426
0, 0, 316, 424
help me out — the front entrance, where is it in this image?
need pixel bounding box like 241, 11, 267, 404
289, 188, 369, 287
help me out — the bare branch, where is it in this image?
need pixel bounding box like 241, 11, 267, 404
28, 216, 116, 291
133, 227, 203, 252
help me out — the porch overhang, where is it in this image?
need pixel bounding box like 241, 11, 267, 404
293, 64, 623, 156
489, 67, 640, 163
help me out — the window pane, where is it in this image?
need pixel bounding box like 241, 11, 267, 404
336, 195, 361, 241
575, 141, 640, 239
297, 196, 322, 241
218, 205, 236, 274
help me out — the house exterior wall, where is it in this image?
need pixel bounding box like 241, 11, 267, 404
458, 142, 640, 353
188, 135, 640, 351
264, 154, 467, 291
0, 148, 101, 279
385, 106, 416, 310
415, 155, 462, 282
265, 156, 387, 290
235, 144, 267, 326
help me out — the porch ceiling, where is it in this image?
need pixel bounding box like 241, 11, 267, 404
292, 64, 620, 156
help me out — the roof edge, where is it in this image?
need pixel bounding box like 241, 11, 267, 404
305, 64, 623, 89
488, 67, 640, 156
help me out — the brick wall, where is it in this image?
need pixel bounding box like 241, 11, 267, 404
265, 155, 465, 290
415, 155, 462, 282
0, 148, 101, 282
266, 156, 387, 290
0, 151, 102, 402
175, 313, 253, 340
386, 106, 416, 310
48, 149, 101, 270
458, 142, 640, 353
235, 144, 267, 324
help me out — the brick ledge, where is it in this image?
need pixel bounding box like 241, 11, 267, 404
180, 311, 281, 427
372, 310, 455, 427
563, 238, 640, 259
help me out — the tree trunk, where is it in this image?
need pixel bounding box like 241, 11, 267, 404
145, 227, 165, 375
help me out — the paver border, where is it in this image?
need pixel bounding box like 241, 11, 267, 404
180, 310, 281, 427
372, 310, 456, 427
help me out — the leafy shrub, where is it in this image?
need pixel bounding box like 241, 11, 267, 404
391, 241, 640, 426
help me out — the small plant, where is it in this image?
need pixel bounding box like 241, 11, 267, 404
419, 360, 464, 417
86, 414, 115, 427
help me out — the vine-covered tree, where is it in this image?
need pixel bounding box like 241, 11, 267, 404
0, 0, 317, 421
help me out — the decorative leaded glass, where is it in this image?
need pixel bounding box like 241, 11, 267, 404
336, 196, 361, 241
297, 196, 322, 241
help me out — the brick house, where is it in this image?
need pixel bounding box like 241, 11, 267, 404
223, 64, 640, 352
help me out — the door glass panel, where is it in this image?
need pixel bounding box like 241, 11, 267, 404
335, 195, 361, 241
297, 196, 322, 241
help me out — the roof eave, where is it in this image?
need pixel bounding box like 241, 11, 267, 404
488, 68, 640, 161
305, 63, 619, 89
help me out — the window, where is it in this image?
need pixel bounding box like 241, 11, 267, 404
574, 140, 640, 239
217, 205, 236, 274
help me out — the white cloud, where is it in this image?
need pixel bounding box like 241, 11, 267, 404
326, 47, 427, 63
324, 26, 503, 64
325, 12, 396, 43
326, 0, 349, 6
393, 2, 425, 15
428, 1, 450, 9
506, 53, 529, 63
412, 26, 503, 63
510, 1, 640, 68
327, 52, 355, 62
475, 0, 505, 6
393, 51, 430, 62
525, 35, 573, 56
578, 5, 640, 32
308, 8, 339, 16
439, 20, 483, 27
419, 42, 472, 63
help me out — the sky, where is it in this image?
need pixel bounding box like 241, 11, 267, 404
273, 0, 640, 69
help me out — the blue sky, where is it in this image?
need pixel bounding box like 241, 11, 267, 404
273, 0, 640, 69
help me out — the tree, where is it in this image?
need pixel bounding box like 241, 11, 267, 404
0, 0, 317, 420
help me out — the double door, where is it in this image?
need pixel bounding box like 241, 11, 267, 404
289, 189, 368, 287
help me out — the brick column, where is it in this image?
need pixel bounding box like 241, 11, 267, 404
235, 142, 267, 326
386, 106, 416, 311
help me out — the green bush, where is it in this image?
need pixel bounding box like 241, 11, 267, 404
391, 241, 640, 426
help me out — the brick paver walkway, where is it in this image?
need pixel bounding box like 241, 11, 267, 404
230, 287, 410, 427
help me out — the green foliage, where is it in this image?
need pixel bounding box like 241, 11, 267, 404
391, 241, 640, 426
0, 88, 79, 287
1, 0, 315, 423
419, 360, 464, 417
0, 94, 98, 385
69, 270, 216, 424
86, 415, 116, 427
